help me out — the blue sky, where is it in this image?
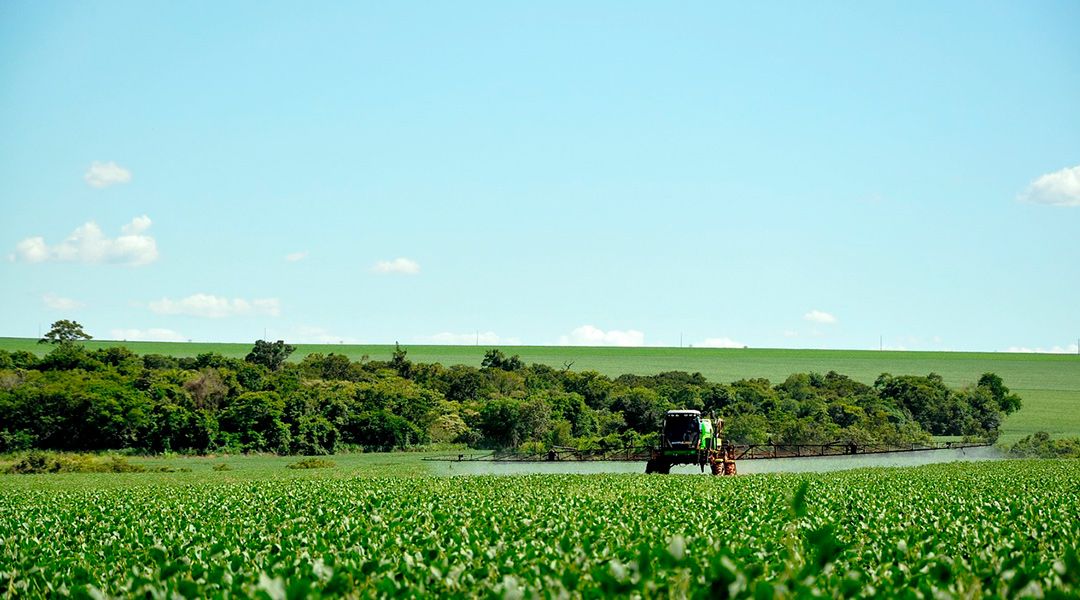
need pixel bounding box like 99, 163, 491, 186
1, 1, 1078, 351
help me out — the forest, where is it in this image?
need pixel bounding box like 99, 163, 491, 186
0, 340, 1021, 455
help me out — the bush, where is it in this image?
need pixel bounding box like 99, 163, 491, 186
286, 458, 336, 470
1008, 432, 1080, 459
6, 451, 60, 474
0, 428, 35, 453
212, 463, 232, 471
6, 451, 149, 474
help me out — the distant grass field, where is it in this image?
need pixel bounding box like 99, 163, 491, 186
3, 337, 1078, 444
0, 452, 433, 491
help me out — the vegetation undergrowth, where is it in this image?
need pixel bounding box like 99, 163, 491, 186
1008, 431, 1080, 458
285, 458, 336, 470
5, 451, 190, 474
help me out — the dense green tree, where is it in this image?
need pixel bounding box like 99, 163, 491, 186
36, 344, 104, 372
517, 397, 553, 443
38, 319, 92, 345
183, 369, 229, 410
478, 397, 523, 447
342, 410, 423, 450
427, 407, 471, 444
876, 373, 951, 433
92, 346, 139, 369
977, 372, 1022, 415
1008, 431, 1080, 458
548, 420, 573, 447
142, 354, 179, 370
443, 365, 483, 402
299, 353, 359, 382
0, 340, 1017, 454
723, 414, 770, 445
244, 340, 295, 371
563, 371, 613, 410
219, 391, 290, 452
390, 343, 412, 379
481, 349, 525, 372
827, 402, 865, 428
613, 387, 670, 433
730, 378, 779, 413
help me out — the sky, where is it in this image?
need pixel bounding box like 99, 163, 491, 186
1, 1, 1078, 352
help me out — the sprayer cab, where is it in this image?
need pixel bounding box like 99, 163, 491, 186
646, 409, 733, 475
662, 410, 701, 450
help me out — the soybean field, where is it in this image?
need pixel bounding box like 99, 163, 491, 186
1, 459, 1078, 597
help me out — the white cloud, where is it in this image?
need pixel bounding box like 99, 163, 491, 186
418, 331, 522, 345
782, 330, 799, 338
84, 161, 132, 188
559, 325, 645, 347
110, 328, 186, 342
1004, 344, 1079, 354
148, 294, 281, 318
292, 326, 356, 344
12, 238, 49, 262
803, 309, 837, 325
121, 215, 152, 234
696, 337, 745, 348
373, 257, 420, 275
42, 293, 83, 310
285, 251, 309, 262
1019, 164, 1080, 207
10, 216, 158, 266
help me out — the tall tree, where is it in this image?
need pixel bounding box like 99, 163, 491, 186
390, 342, 412, 379
38, 319, 92, 345
481, 349, 525, 371
245, 339, 296, 371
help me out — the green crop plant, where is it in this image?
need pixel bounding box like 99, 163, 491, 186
1, 460, 1077, 597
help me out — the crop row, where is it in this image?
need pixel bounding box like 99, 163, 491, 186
1, 460, 1078, 598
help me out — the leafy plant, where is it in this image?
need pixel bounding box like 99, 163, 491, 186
1, 460, 1078, 597
285, 458, 336, 470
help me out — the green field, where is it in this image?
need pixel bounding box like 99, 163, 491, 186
1, 457, 1077, 597
3, 337, 1078, 444
0, 452, 432, 491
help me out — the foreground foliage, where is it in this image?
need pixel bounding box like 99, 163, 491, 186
0, 460, 1077, 597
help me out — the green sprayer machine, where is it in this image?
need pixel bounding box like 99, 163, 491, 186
644, 410, 735, 475
427, 409, 990, 475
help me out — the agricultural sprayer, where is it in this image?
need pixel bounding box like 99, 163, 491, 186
427, 409, 990, 475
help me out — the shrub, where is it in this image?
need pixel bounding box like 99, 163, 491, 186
1009, 432, 1080, 458
286, 458, 336, 470
7, 451, 61, 474
6, 452, 149, 474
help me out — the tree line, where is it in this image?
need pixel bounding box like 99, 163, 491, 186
0, 337, 1020, 455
